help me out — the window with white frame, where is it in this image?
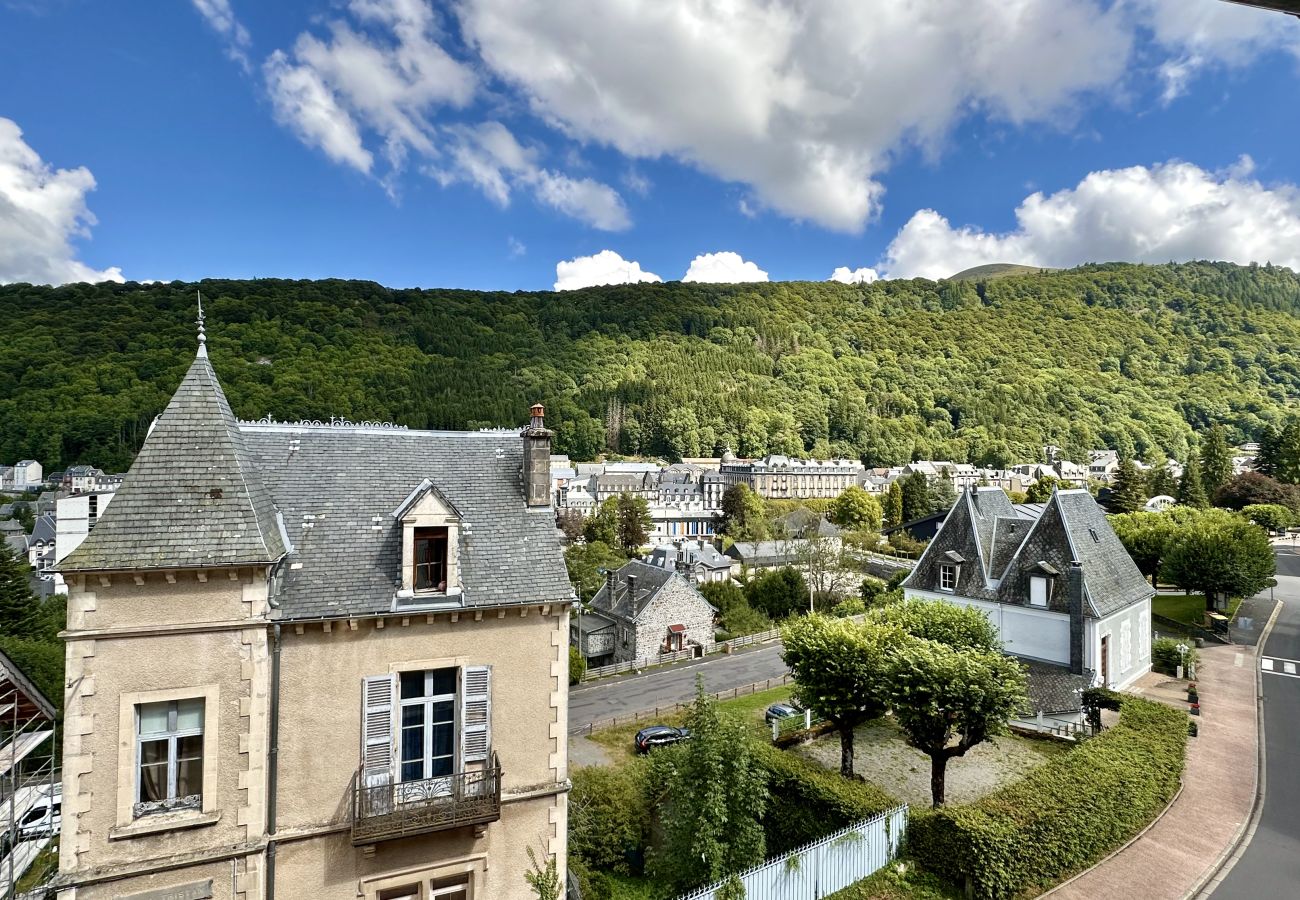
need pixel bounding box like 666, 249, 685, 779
1029, 576, 1050, 607
375, 878, 469, 900
939, 564, 956, 592
361, 666, 492, 791
135, 699, 204, 817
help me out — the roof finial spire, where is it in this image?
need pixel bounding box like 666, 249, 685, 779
196, 290, 208, 358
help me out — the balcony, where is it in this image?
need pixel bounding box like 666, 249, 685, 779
351, 755, 501, 845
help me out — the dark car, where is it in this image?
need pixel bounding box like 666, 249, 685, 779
764, 702, 804, 725
634, 725, 691, 753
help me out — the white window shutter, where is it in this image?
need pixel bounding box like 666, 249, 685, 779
461, 665, 491, 764
361, 674, 395, 786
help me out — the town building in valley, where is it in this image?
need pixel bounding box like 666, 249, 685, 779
572, 560, 716, 666
902, 487, 1153, 720
54, 334, 572, 900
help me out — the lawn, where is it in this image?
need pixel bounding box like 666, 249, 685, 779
827, 862, 961, 900
586, 683, 794, 765
1152, 593, 1240, 626
794, 718, 1068, 808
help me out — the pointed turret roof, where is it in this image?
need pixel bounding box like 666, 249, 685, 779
60, 349, 287, 572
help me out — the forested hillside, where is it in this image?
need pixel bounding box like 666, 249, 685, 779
3, 261, 1300, 472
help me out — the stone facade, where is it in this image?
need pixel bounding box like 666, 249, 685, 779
628, 576, 716, 661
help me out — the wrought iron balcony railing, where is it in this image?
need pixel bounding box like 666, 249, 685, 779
351, 755, 501, 845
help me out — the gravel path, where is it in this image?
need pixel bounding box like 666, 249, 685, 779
794, 719, 1062, 807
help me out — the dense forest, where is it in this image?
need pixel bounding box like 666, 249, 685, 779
2, 261, 1300, 472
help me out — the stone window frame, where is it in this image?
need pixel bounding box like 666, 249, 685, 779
115, 684, 220, 831
361, 854, 486, 900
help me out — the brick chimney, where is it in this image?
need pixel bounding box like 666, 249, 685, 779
522, 403, 552, 508
1068, 561, 1085, 676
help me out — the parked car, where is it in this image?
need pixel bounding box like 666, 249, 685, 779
764, 702, 804, 725
634, 725, 690, 753
17, 789, 61, 841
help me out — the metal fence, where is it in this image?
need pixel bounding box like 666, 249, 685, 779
569, 674, 793, 736
675, 805, 908, 900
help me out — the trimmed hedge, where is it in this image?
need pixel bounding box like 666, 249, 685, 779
752, 741, 899, 854
908, 696, 1187, 900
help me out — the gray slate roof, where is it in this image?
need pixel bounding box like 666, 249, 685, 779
725, 540, 799, 567
60, 349, 290, 572
589, 560, 676, 620
1021, 659, 1094, 716
30, 514, 56, 544
242, 425, 572, 619
4, 534, 27, 557
904, 487, 1153, 618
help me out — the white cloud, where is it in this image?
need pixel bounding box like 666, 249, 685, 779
264, 0, 628, 228
829, 266, 878, 284
683, 252, 768, 284
457, 0, 1135, 233
507, 235, 526, 257
554, 250, 662, 291
879, 157, 1300, 279
0, 118, 123, 285
1132, 0, 1300, 101
191, 0, 252, 71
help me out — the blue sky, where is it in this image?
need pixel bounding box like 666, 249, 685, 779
1, 0, 1299, 290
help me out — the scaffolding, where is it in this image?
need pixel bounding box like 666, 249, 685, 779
0, 649, 58, 899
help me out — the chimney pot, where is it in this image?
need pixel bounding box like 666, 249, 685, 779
530, 403, 545, 429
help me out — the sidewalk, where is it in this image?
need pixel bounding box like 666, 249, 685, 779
1045, 641, 1258, 900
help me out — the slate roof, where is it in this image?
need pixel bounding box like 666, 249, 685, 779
904, 487, 1153, 618
589, 560, 675, 620
725, 541, 799, 567
30, 514, 56, 544
1020, 659, 1093, 716
4, 534, 27, 557
243, 425, 572, 618
60, 349, 288, 572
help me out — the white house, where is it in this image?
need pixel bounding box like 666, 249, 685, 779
10, 460, 42, 491
902, 487, 1154, 718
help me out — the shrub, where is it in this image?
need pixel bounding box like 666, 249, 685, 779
569, 645, 587, 685
908, 696, 1187, 899
1152, 637, 1198, 675
832, 596, 868, 618
569, 762, 651, 875
752, 742, 899, 854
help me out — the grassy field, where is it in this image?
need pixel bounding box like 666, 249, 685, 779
1152, 593, 1242, 625
587, 683, 794, 765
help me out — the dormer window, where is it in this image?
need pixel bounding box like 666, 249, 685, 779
939, 564, 957, 592
414, 528, 449, 593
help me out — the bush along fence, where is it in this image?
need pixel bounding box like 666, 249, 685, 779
568, 674, 793, 736
907, 694, 1188, 900
675, 805, 908, 900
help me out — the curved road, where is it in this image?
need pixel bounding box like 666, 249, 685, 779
1211, 546, 1300, 898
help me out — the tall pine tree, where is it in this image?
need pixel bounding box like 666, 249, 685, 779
884, 481, 904, 529
1276, 418, 1300, 486
1198, 425, 1233, 499
1256, 425, 1281, 478
1177, 456, 1209, 509
0, 542, 38, 639
1107, 458, 1147, 513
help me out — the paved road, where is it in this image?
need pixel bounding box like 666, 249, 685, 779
1210, 547, 1300, 899
568, 641, 788, 731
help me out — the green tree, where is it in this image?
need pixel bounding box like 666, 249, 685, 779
1025, 474, 1062, 503
884, 481, 904, 529
647, 678, 767, 893
828, 485, 883, 530
1242, 503, 1293, 533
885, 637, 1028, 807
900, 471, 930, 523
718, 484, 769, 541
568, 645, 587, 685
1109, 511, 1175, 586
867, 597, 999, 651
744, 567, 809, 620
563, 541, 627, 601
568, 762, 650, 874
1176, 457, 1208, 509
1214, 472, 1300, 515
927, 476, 957, 515
1162, 517, 1276, 611
701, 580, 770, 636
1145, 464, 1178, 498
1106, 458, 1147, 513
615, 492, 653, 554
553, 412, 606, 461
1256, 425, 1281, 478
781, 615, 897, 777
583, 497, 619, 546
1276, 418, 1300, 485
1199, 426, 1233, 498
0, 542, 38, 639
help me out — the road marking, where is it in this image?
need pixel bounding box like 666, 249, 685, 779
1260, 657, 1300, 679
1235, 653, 1244, 668
1287, 662, 1297, 675
1260, 654, 1300, 668
1262, 658, 1274, 671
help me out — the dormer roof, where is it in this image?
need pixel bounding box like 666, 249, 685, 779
59, 350, 288, 572
391, 478, 462, 521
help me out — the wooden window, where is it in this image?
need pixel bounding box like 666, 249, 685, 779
1029, 575, 1049, 607
939, 564, 956, 592
414, 527, 449, 592
361, 667, 491, 786
135, 699, 204, 817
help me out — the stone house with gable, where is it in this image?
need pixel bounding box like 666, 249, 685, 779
572, 560, 716, 666
903, 487, 1153, 715
54, 330, 572, 900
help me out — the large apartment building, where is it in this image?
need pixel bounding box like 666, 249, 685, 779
718, 452, 864, 500
54, 333, 572, 900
